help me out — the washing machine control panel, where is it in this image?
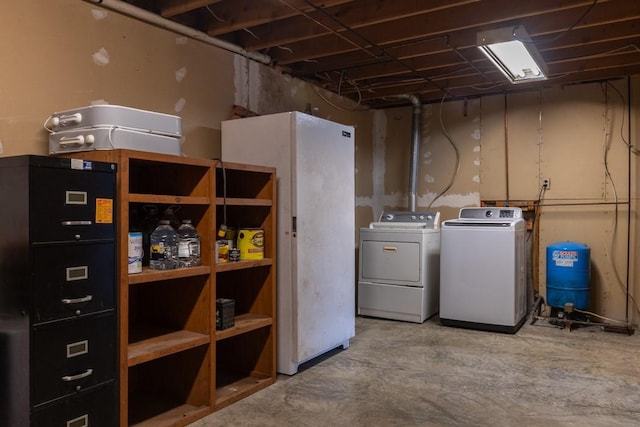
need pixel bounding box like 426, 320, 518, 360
459, 207, 523, 220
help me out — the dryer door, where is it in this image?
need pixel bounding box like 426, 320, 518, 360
360, 237, 422, 286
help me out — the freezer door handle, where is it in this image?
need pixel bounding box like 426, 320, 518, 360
292, 216, 297, 233
382, 246, 398, 252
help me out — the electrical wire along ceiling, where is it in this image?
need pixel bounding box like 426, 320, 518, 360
124, 0, 640, 109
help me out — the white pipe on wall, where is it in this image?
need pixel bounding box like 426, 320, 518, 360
408, 96, 421, 211
82, 0, 272, 65
394, 95, 422, 211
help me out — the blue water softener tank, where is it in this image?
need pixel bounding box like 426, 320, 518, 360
546, 241, 591, 309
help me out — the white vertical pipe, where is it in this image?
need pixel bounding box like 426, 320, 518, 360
81, 0, 272, 65
395, 95, 422, 211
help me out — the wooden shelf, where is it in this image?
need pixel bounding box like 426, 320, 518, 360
215, 258, 273, 273
64, 150, 276, 425
63, 150, 218, 427
215, 313, 272, 341
213, 160, 277, 414
130, 193, 211, 205
215, 197, 272, 206
128, 329, 210, 367
214, 373, 274, 411
128, 392, 210, 427
131, 404, 209, 427
128, 266, 211, 285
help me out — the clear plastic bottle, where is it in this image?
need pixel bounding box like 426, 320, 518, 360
149, 220, 178, 270
177, 219, 201, 267
161, 206, 182, 230
141, 205, 160, 266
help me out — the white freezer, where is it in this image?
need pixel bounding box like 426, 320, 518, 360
221, 112, 355, 375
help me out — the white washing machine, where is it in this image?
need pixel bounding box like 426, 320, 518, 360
358, 211, 440, 323
440, 207, 527, 334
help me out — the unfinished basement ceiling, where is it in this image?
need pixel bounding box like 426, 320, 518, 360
124, 0, 640, 109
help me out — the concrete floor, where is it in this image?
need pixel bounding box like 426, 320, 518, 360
192, 316, 640, 427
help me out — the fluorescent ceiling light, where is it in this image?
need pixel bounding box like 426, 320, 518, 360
477, 25, 548, 84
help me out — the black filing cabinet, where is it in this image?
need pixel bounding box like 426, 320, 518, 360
0, 155, 117, 426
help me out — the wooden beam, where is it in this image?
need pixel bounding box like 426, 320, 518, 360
235, 0, 476, 51
205, 0, 353, 36
305, 23, 640, 85
268, 0, 614, 64
159, 0, 223, 18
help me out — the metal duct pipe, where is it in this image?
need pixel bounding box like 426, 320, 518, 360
82, 0, 272, 65
395, 95, 422, 211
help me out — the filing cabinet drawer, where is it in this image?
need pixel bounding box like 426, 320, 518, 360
31, 381, 117, 427
32, 313, 116, 405
33, 243, 115, 323
30, 166, 115, 242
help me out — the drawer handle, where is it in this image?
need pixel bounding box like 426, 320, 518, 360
383, 246, 398, 252
61, 220, 93, 226
61, 295, 93, 305
62, 368, 93, 382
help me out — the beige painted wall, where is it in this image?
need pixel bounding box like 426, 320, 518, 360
1, 1, 638, 324
359, 99, 481, 225
0, 1, 371, 161
0, 0, 373, 237
0, 0, 372, 296
482, 81, 637, 324
0, 0, 236, 159
369, 81, 639, 324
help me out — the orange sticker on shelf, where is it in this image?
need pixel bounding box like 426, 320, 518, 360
96, 198, 113, 224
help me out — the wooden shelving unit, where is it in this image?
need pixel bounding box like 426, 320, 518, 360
213, 161, 277, 411
61, 150, 276, 426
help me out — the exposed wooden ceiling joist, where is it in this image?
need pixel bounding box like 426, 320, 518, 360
125, 0, 640, 108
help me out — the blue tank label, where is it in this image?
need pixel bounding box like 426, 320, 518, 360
552, 250, 578, 267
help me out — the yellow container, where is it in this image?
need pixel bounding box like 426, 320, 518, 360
216, 240, 230, 263
238, 228, 264, 260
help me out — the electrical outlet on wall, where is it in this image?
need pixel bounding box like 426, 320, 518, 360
542, 178, 551, 190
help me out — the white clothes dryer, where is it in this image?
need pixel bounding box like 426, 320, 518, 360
358, 211, 440, 323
